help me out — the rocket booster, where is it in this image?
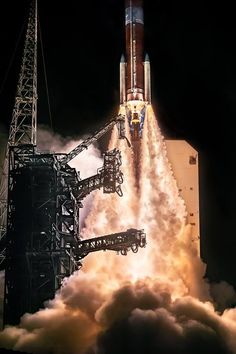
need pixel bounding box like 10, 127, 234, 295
120, 0, 151, 140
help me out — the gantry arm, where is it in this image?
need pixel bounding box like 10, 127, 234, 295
76, 229, 146, 259
75, 149, 123, 199
60, 114, 125, 165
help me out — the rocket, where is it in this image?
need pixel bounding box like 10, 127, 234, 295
120, 2, 201, 256
120, 0, 151, 140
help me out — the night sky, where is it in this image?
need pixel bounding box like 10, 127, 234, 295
1, 0, 236, 290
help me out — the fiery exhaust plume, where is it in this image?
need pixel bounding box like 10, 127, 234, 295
81, 105, 206, 299
0, 108, 236, 354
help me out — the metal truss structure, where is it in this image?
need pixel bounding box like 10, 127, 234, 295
0, 145, 127, 324
59, 115, 125, 166
1, 143, 145, 325
76, 149, 123, 199
0, 0, 37, 245
76, 229, 146, 259
0, 0, 146, 327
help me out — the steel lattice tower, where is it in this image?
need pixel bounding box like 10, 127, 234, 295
0, 0, 38, 326
0, 0, 37, 256
0, 0, 146, 328
9, 0, 37, 146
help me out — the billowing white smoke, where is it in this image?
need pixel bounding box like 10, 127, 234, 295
137, 106, 209, 300
1, 277, 236, 354
0, 113, 235, 354
37, 126, 103, 226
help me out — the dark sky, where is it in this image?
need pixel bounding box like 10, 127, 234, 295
1, 0, 236, 287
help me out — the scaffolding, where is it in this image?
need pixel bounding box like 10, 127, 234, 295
0, 0, 146, 327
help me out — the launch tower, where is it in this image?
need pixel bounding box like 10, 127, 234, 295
0, 1, 146, 327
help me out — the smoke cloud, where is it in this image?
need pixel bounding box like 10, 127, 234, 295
0, 277, 235, 354
210, 281, 236, 311
95, 282, 234, 354
37, 125, 103, 226
37, 125, 103, 179
0, 111, 236, 354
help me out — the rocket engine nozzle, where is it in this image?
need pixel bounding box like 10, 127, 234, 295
126, 101, 146, 140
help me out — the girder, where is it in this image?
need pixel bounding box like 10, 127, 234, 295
59, 114, 125, 165
0, 0, 146, 328
76, 149, 123, 199
0, 0, 37, 243
77, 229, 146, 259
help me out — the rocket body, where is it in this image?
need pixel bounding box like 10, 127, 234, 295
120, 0, 151, 141
125, 0, 144, 101
120, 3, 200, 254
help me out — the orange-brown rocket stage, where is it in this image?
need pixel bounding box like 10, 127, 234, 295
120, 0, 200, 252
120, 0, 151, 141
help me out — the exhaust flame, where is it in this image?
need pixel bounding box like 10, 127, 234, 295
0, 108, 235, 354
81, 105, 206, 299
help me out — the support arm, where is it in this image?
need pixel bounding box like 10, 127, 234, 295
75, 149, 123, 199
76, 229, 146, 259
60, 114, 125, 165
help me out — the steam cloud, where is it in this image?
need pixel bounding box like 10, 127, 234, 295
0, 112, 236, 354
37, 125, 103, 226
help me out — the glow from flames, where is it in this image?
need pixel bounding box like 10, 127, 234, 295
81, 105, 208, 300
2, 105, 235, 354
